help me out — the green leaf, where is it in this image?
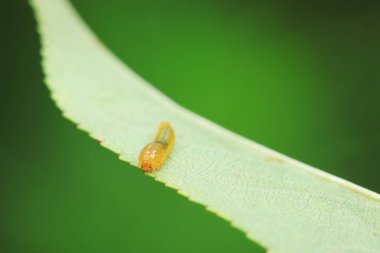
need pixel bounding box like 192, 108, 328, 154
30, 0, 380, 252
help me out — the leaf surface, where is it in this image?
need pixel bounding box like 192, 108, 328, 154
30, 0, 380, 252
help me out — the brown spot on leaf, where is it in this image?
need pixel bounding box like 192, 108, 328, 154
265, 155, 285, 164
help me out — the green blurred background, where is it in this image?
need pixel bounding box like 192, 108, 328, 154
1, 0, 379, 252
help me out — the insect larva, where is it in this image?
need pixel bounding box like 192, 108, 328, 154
138, 122, 175, 173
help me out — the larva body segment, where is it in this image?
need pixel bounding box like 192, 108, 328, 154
138, 122, 175, 172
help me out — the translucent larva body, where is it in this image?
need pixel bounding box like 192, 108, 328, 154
138, 122, 175, 172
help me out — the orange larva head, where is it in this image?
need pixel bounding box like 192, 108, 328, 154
138, 142, 165, 173
139, 160, 153, 172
